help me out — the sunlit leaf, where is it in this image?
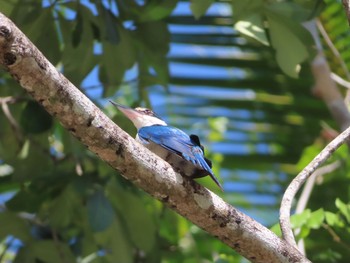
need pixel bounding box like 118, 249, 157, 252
335, 198, 350, 223
235, 14, 268, 45
290, 209, 311, 229
325, 211, 343, 227
266, 12, 310, 78
307, 208, 325, 229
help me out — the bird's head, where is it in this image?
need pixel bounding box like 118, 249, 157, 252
110, 101, 166, 129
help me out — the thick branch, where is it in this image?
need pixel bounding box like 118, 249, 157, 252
304, 20, 350, 132
0, 12, 309, 263
280, 127, 350, 247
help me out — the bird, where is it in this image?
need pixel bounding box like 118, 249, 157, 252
110, 101, 223, 191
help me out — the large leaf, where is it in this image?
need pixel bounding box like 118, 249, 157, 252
48, 184, 81, 228
87, 189, 115, 232
265, 12, 310, 78
93, 219, 133, 263
235, 13, 268, 45
0, 212, 32, 242
59, 4, 97, 85
30, 240, 75, 263
100, 25, 136, 96
107, 179, 156, 252
20, 101, 52, 134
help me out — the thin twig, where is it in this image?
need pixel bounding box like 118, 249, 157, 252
52, 229, 67, 263
0, 97, 23, 143
317, 19, 350, 80
280, 126, 350, 247
322, 223, 350, 250
331, 72, 350, 89
295, 161, 341, 214
294, 161, 341, 253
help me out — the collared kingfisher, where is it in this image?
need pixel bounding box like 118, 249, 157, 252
110, 101, 223, 191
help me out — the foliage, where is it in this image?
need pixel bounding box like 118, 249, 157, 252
0, 0, 349, 262
271, 141, 350, 262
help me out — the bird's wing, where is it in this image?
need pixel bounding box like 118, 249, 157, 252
138, 125, 201, 163
138, 125, 223, 191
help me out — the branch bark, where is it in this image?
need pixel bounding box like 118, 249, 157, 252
304, 20, 350, 132
0, 12, 310, 263
342, 0, 350, 26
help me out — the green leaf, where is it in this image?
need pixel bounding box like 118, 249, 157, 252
208, 117, 229, 141
13, 247, 36, 263
10, 136, 53, 181
307, 208, 325, 229
1, 0, 18, 16
136, 21, 170, 86
58, 6, 96, 85
137, 21, 170, 55
0, 163, 13, 177
87, 189, 115, 232
18, 140, 30, 159
31, 240, 75, 263
72, 10, 84, 48
20, 101, 52, 134
48, 185, 81, 228
190, 0, 214, 20
296, 143, 323, 171
265, 12, 310, 78
93, 220, 133, 263
235, 14, 268, 45
6, 190, 44, 213
335, 198, 350, 223
21, 8, 61, 64
139, 0, 178, 22
107, 179, 156, 252
297, 225, 310, 239
290, 209, 310, 229
325, 211, 343, 227
100, 25, 136, 94
96, 2, 120, 44
231, 0, 264, 22
0, 212, 32, 242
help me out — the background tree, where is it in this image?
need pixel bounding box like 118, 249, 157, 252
0, 0, 349, 262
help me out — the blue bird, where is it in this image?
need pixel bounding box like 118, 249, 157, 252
110, 101, 223, 191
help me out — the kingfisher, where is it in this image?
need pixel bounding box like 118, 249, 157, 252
110, 101, 223, 191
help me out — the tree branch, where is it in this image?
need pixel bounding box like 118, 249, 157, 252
342, 0, 350, 26
0, 12, 309, 263
280, 127, 350, 247
303, 20, 350, 133
294, 161, 341, 253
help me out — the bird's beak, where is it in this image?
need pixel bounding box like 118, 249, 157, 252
109, 101, 142, 121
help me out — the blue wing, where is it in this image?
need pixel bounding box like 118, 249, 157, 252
138, 125, 223, 191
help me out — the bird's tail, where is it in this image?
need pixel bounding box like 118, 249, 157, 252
198, 156, 224, 192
